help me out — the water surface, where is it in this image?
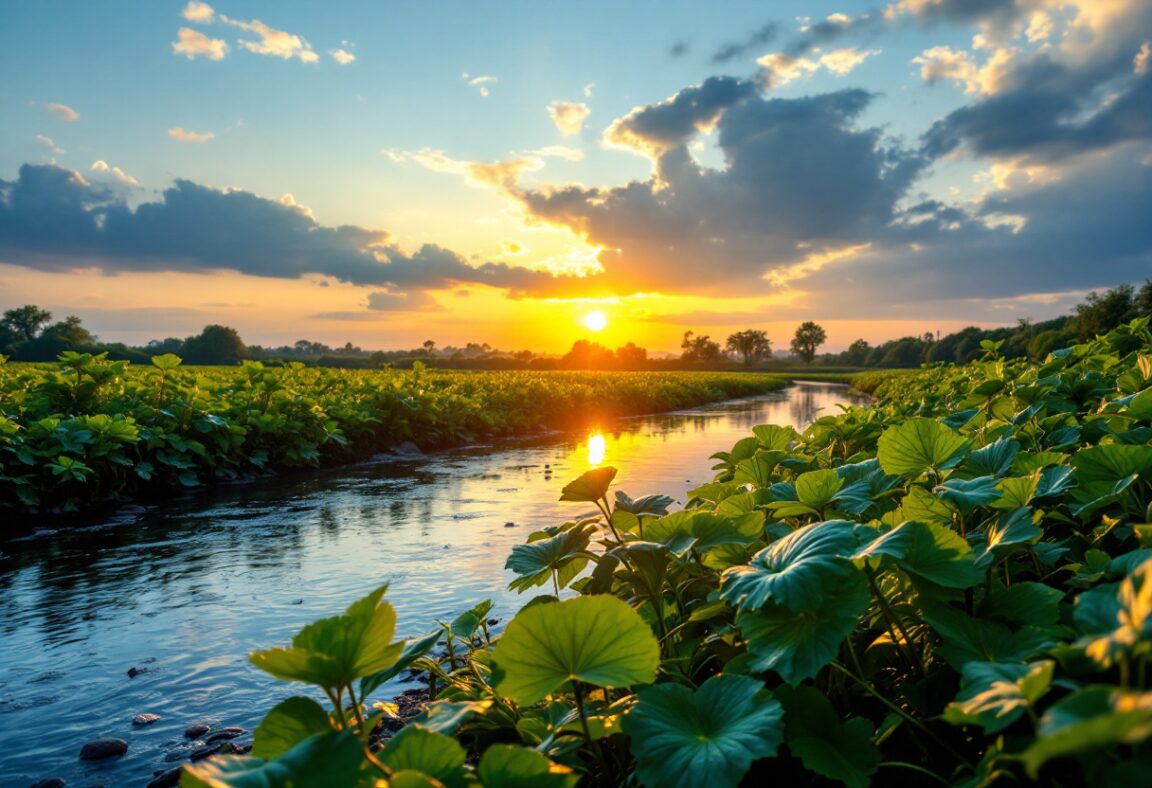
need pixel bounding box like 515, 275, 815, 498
0, 382, 867, 785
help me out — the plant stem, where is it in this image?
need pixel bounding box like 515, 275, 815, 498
864, 566, 924, 677
346, 683, 367, 733
323, 687, 347, 730
572, 680, 610, 781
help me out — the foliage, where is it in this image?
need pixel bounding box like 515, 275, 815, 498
0, 361, 790, 513
680, 330, 723, 363
790, 321, 827, 363
725, 329, 772, 366
178, 317, 1152, 784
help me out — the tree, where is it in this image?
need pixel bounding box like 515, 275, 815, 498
841, 338, 871, 367
1, 305, 52, 343
725, 330, 772, 366
562, 339, 615, 369
790, 322, 827, 363
615, 342, 648, 367
681, 331, 723, 363
1135, 279, 1152, 317
14, 315, 97, 360
182, 324, 250, 365
422, 340, 436, 354
1074, 284, 1135, 339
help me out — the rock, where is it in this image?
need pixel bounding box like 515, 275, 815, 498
126, 666, 148, 678
30, 779, 66, 788
504, 521, 516, 528
146, 767, 183, 788
163, 747, 194, 763
189, 743, 222, 761
203, 726, 246, 744
290, 598, 303, 605
79, 738, 128, 760
487, 618, 499, 626
132, 713, 161, 726
395, 441, 423, 456
184, 723, 211, 739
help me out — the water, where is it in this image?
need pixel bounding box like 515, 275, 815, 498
0, 382, 867, 786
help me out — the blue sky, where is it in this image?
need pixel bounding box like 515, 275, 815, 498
1, 0, 1150, 352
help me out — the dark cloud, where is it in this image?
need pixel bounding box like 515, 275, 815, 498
365, 290, 443, 312
669, 41, 689, 58
711, 23, 778, 64
520, 87, 925, 297
0, 164, 580, 297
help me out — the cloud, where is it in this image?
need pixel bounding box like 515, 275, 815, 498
172, 27, 229, 60
365, 290, 443, 312
227, 17, 318, 63
90, 160, 140, 187
758, 47, 880, 86
36, 135, 63, 154
43, 103, 79, 122
168, 127, 216, 143
182, 1, 215, 23
462, 73, 497, 97
669, 42, 689, 58
385, 148, 546, 190
0, 163, 589, 299
711, 22, 779, 63
546, 101, 591, 135
329, 48, 355, 65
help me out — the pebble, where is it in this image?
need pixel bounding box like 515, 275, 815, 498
146, 767, 183, 788
203, 726, 246, 744
184, 723, 211, 739
79, 738, 128, 760
132, 713, 161, 726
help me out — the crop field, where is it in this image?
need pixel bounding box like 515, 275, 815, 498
0, 355, 791, 513
183, 318, 1152, 786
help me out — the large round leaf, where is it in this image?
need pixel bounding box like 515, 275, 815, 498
505, 523, 595, 593
491, 595, 659, 705
380, 725, 468, 788
476, 745, 578, 788
775, 685, 880, 788
737, 571, 869, 685
720, 520, 856, 612
877, 418, 969, 477
181, 730, 362, 787
622, 674, 783, 788
559, 467, 617, 502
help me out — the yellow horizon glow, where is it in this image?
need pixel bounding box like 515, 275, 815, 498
583, 310, 608, 332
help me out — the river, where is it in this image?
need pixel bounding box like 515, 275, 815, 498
0, 381, 868, 786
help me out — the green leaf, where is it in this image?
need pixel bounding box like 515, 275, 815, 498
380, 725, 468, 788
898, 486, 955, 527
776, 685, 880, 788
1020, 685, 1152, 778
622, 674, 784, 788
1074, 557, 1152, 668
1128, 387, 1152, 421
943, 661, 1054, 733
974, 507, 1042, 569
1070, 444, 1152, 503
506, 523, 595, 593
855, 520, 982, 588
476, 745, 578, 788
250, 585, 404, 689
738, 571, 869, 685
994, 474, 1040, 509
922, 604, 1061, 668
559, 467, 617, 502
251, 696, 331, 759
360, 630, 440, 698
753, 423, 799, 450
449, 600, 493, 638
408, 700, 493, 735
964, 438, 1020, 477
491, 595, 659, 705
150, 352, 183, 370
181, 730, 362, 787
877, 418, 969, 477
795, 469, 844, 509
720, 520, 856, 612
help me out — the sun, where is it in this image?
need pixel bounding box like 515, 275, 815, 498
582, 310, 608, 332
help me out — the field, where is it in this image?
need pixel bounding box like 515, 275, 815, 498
0, 355, 793, 513
183, 318, 1152, 786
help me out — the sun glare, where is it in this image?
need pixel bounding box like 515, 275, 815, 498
583, 311, 608, 332
587, 432, 607, 466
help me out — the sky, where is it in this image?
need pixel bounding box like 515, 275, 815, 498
1, 0, 1150, 354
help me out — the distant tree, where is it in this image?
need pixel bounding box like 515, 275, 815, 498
147, 337, 185, 355
880, 337, 929, 368
1074, 284, 1135, 339
790, 322, 827, 363
681, 331, 723, 363
422, 339, 436, 354
562, 339, 615, 369
182, 324, 250, 365
841, 338, 871, 367
725, 330, 772, 366
15, 315, 97, 360
1136, 279, 1152, 317
0, 305, 53, 344
615, 342, 648, 367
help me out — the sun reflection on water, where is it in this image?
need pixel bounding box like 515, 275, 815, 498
587, 432, 607, 466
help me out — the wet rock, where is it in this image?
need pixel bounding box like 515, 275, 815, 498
127, 666, 148, 678
79, 738, 128, 760
164, 746, 195, 763
132, 713, 161, 726
290, 598, 303, 605
189, 742, 222, 761
184, 723, 211, 739
146, 767, 183, 788
395, 441, 423, 456
487, 618, 499, 626
504, 521, 516, 528
30, 778, 66, 788
203, 726, 246, 744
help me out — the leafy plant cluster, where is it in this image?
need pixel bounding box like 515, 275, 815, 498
0, 354, 788, 512
187, 318, 1152, 787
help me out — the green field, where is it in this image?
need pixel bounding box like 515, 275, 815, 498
185, 318, 1152, 786
0, 355, 795, 512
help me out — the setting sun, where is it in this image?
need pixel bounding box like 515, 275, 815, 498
583, 311, 608, 332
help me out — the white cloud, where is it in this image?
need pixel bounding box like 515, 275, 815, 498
36, 134, 63, 154
1136, 41, 1151, 76
172, 27, 229, 60
90, 160, 140, 187
820, 47, 881, 75
182, 1, 215, 23
583, 83, 595, 97
527, 145, 584, 161
168, 127, 216, 143
913, 44, 1012, 95
758, 47, 879, 86
546, 100, 591, 135
43, 102, 79, 122
227, 17, 318, 63
329, 48, 355, 65
462, 72, 497, 97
